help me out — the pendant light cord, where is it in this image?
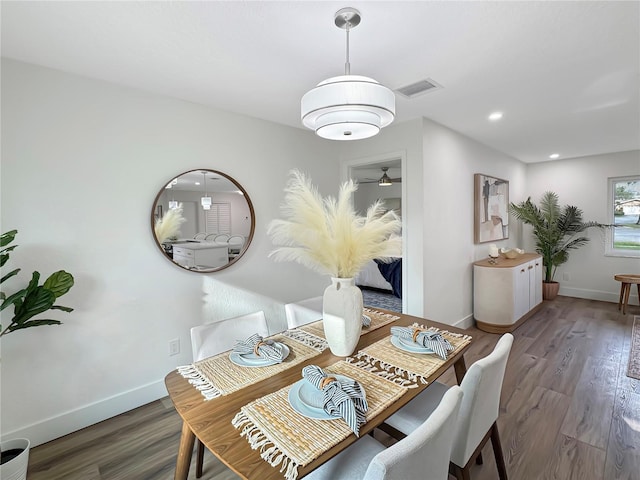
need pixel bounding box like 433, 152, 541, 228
344, 22, 351, 75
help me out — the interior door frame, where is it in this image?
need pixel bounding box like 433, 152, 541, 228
341, 150, 407, 313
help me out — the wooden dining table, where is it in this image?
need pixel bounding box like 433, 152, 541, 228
164, 309, 472, 480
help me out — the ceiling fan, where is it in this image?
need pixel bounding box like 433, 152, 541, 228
359, 167, 402, 186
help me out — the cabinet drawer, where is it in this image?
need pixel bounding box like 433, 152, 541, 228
173, 247, 193, 257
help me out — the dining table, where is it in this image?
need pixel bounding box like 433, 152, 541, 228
164, 308, 473, 480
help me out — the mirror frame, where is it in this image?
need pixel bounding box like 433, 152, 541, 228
151, 169, 255, 273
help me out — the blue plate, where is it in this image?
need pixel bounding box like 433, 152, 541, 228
390, 335, 435, 354
288, 374, 364, 420
228, 342, 290, 368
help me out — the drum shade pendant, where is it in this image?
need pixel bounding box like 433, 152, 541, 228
201, 171, 212, 210
301, 7, 395, 141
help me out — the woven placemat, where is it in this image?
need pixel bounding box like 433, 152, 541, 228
628, 316, 640, 380
177, 334, 322, 400
298, 307, 400, 340
232, 360, 406, 480
348, 323, 472, 387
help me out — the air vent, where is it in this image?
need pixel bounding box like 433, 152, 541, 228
395, 78, 442, 99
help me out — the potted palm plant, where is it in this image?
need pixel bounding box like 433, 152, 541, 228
508, 192, 606, 300
0, 229, 74, 480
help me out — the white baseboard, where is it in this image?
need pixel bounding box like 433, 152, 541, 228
2, 379, 167, 448
453, 313, 475, 330
559, 286, 632, 304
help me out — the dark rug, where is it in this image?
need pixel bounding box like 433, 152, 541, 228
628, 316, 640, 380
362, 288, 402, 313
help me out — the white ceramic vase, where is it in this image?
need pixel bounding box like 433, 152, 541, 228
0, 438, 30, 480
322, 277, 363, 357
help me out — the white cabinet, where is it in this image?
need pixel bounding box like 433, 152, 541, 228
473, 253, 543, 333
172, 244, 229, 270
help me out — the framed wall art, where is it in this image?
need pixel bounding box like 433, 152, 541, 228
474, 174, 509, 243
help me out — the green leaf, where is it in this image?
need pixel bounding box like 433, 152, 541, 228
0, 230, 17, 247
1, 268, 20, 285
0, 288, 27, 312
12, 287, 56, 326
7, 319, 62, 333
0, 246, 19, 267
50, 305, 74, 312
43, 271, 74, 298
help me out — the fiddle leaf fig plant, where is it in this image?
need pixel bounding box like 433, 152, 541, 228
0, 230, 74, 337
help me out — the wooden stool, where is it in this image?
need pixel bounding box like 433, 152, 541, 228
614, 274, 640, 315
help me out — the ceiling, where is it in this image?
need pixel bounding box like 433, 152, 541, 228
2, 1, 638, 164
163, 170, 240, 193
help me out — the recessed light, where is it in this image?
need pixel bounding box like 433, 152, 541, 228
195, 181, 201, 185
488, 112, 503, 121
549, 153, 560, 159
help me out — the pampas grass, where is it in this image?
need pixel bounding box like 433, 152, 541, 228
267, 170, 402, 278
154, 204, 186, 243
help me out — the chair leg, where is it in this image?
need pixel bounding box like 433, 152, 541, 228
490, 422, 508, 480
196, 439, 205, 478
377, 422, 407, 441
450, 462, 471, 480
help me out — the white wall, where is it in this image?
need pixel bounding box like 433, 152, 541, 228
0, 59, 340, 445
421, 119, 528, 326
526, 150, 640, 301
353, 182, 403, 216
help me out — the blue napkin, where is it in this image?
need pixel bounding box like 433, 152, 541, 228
390, 326, 454, 360
232, 334, 286, 363
301, 365, 368, 436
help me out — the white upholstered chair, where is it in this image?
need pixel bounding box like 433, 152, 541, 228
213, 233, 230, 243
382, 333, 514, 480
304, 385, 463, 480
193, 232, 206, 240
227, 235, 245, 258
190, 311, 270, 477
284, 296, 323, 329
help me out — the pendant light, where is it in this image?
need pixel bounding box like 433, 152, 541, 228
378, 167, 392, 187
166, 178, 179, 209
301, 7, 395, 141
201, 171, 212, 210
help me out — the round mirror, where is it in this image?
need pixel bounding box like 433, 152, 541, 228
151, 169, 255, 272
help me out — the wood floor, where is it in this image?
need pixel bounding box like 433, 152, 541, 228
27, 297, 639, 480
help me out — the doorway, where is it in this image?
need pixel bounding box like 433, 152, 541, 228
342, 151, 407, 313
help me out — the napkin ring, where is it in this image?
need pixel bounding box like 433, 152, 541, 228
320, 376, 337, 389
412, 328, 426, 343
253, 341, 267, 355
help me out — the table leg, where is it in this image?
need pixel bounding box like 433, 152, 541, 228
623, 283, 631, 315
618, 282, 625, 311
175, 421, 196, 480
454, 355, 468, 384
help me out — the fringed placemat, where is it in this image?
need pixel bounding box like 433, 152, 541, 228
281, 328, 328, 352
177, 334, 322, 400
347, 323, 472, 387
297, 307, 400, 341
232, 360, 406, 480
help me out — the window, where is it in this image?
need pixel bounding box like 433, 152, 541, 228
205, 203, 231, 234
607, 176, 640, 257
